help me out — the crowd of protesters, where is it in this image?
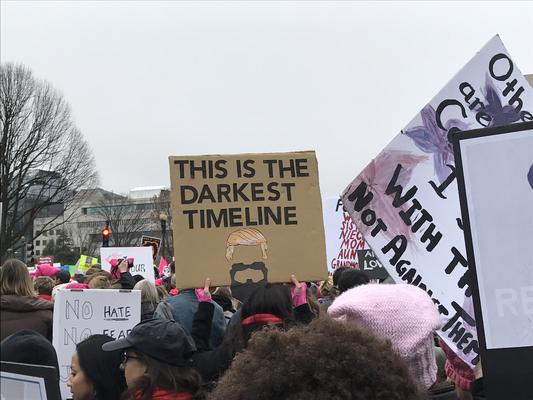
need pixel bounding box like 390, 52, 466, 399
0, 257, 487, 400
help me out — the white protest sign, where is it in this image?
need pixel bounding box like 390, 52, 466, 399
340, 35, 533, 366
0, 372, 47, 400
52, 289, 141, 399
323, 197, 389, 280
100, 246, 155, 282
455, 125, 533, 349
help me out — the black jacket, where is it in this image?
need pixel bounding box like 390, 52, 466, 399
118, 271, 135, 289
471, 378, 485, 400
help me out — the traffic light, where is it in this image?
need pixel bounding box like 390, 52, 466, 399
102, 227, 111, 247
26, 243, 35, 263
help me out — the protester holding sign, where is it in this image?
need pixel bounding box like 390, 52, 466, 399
0, 259, 54, 341
190, 275, 315, 384
155, 287, 226, 349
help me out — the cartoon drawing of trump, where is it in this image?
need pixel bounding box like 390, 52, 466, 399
226, 228, 269, 302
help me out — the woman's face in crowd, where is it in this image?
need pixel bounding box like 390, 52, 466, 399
67, 352, 94, 400
122, 350, 148, 387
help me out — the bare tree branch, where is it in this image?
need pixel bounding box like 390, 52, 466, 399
0, 63, 99, 262
94, 197, 156, 248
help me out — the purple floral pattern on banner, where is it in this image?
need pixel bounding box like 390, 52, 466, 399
344, 150, 427, 242
403, 105, 470, 184
483, 75, 521, 127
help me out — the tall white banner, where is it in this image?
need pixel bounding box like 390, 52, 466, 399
341, 35, 533, 366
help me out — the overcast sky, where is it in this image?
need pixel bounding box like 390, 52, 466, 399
2, 1, 532, 197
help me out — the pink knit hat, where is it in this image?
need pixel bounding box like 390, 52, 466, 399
30, 264, 60, 279
65, 283, 90, 289
328, 284, 441, 389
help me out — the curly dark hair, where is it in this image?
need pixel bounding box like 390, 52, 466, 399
209, 317, 426, 400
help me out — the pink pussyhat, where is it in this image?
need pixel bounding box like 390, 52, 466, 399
328, 283, 441, 389
30, 264, 60, 279
66, 283, 90, 289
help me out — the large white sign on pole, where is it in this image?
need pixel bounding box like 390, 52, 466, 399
340, 35, 533, 366
100, 246, 155, 282
52, 289, 141, 399
455, 125, 533, 349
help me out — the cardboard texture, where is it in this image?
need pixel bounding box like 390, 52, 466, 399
340, 35, 533, 367
169, 151, 327, 288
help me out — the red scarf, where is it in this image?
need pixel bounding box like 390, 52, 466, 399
241, 313, 283, 326
135, 389, 192, 400
37, 294, 52, 302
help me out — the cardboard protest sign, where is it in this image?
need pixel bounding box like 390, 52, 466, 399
141, 235, 161, 262
340, 35, 533, 367
453, 122, 533, 399
1, 361, 61, 400
52, 289, 141, 399
323, 197, 389, 281
100, 247, 155, 282
169, 151, 327, 291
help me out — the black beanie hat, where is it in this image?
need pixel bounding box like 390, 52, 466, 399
0, 330, 60, 372
1, 330, 61, 396
76, 335, 127, 400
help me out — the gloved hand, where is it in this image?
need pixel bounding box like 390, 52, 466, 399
195, 278, 212, 303
290, 274, 307, 307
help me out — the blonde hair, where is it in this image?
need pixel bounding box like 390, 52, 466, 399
134, 279, 159, 304
88, 275, 111, 289
226, 228, 268, 261
0, 259, 35, 296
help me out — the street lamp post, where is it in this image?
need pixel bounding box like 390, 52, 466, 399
159, 212, 168, 261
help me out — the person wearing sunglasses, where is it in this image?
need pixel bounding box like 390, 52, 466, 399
102, 317, 205, 400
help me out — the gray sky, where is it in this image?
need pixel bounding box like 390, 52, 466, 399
2, 1, 532, 197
